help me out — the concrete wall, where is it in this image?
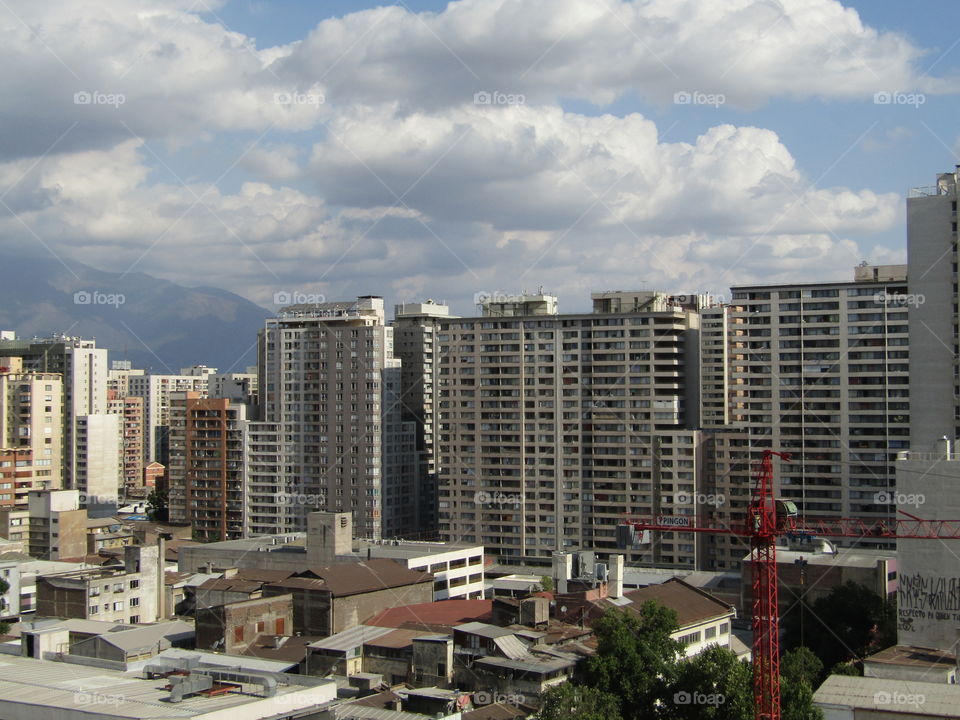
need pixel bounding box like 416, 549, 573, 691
263, 585, 330, 637
196, 594, 293, 654
331, 581, 432, 634
896, 455, 960, 650
907, 191, 957, 448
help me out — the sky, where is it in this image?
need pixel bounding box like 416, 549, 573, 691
2, 0, 959, 315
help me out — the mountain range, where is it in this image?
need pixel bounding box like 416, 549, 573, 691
0, 253, 271, 373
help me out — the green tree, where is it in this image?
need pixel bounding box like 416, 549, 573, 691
146, 489, 169, 522
780, 647, 824, 720
539, 575, 554, 593
583, 603, 683, 720
536, 683, 623, 720
782, 581, 895, 669
667, 645, 753, 720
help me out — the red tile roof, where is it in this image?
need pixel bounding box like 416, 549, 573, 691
365, 598, 493, 631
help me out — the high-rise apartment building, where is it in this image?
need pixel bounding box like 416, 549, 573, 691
74, 413, 122, 516
167, 392, 250, 540
0, 335, 108, 488
257, 296, 415, 539
0, 358, 63, 505
436, 291, 707, 566
722, 265, 910, 555
128, 369, 212, 464
393, 301, 453, 536
107, 391, 146, 492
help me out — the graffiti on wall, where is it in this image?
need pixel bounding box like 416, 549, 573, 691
898, 572, 960, 630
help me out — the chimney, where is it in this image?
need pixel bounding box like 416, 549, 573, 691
552, 552, 572, 594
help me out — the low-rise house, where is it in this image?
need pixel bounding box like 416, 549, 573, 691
195, 593, 293, 654
555, 577, 741, 660
68, 619, 194, 663
34, 545, 161, 624
263, 559, 433, 637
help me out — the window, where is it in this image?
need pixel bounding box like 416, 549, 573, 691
89, 605, 99, 615
113, 601, 124, 611
129, 579, 139, 589
130, 615, 139, 624
256, 621, 265, 633
275, 618, 285, 635
677, 631, 701, 645
130, 597, 139, 607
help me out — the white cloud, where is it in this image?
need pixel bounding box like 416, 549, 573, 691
0, 0, 930, 314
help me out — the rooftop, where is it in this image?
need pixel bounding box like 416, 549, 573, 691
0, 653, 335, 719
300, 559, 433, 596
814, 674, 960, 716
366, 598, 494, 631
865, 644, 957, 669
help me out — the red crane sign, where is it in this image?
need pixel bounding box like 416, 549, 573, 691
621, 449, 960, 720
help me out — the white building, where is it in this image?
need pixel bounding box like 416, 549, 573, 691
75, 414, 122, 515
128, 371, 212, 464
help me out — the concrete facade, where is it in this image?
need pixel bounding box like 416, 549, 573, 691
0, 359, 63, 504
393, 301, 454, 536
256, 296, 415, 539
436, 294, 708, 567
0, 336, 109, 490
727, 266, 910, 553
907, 169, 959, 448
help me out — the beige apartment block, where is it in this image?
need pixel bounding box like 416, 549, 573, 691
0, 358, 63, 504
436, 292, 709, 568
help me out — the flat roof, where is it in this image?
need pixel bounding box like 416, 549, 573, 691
814, 675, 960, 716
865, 645, 957, 668
352, 540, 483, 560
0, 653, 335, 719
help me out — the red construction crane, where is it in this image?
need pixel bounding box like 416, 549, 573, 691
621, 449, 960, 720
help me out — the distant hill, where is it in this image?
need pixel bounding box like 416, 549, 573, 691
0, 253, 271, 372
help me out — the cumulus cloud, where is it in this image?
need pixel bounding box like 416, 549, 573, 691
280, 0, 940, 110
0, 0, 934, 314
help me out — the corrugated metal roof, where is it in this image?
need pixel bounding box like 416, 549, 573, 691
492, 635, 528, 660
0, 653, 335, 718
454, 622, 514, 639
309, 625, 394, 653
